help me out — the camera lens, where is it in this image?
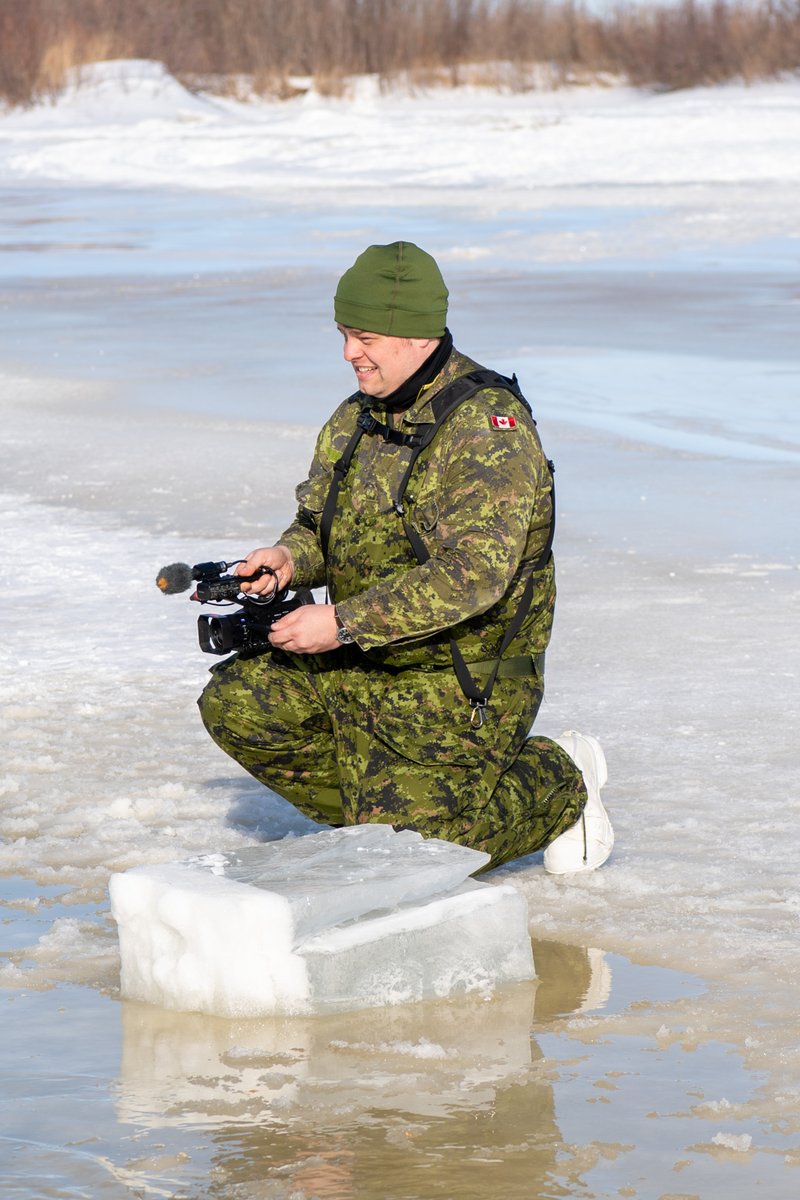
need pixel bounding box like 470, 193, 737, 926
197, 613, 243, 654
208, 616, 233, 653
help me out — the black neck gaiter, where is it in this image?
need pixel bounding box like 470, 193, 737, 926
364, 329, 454, 414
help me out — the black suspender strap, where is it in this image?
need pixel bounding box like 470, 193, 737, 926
319, 396, 430, 558
390, 370, 552, 722
400, 496, 541, 728
319, 427, 363, 561
318, 370, 555, 719
533, 459, 556, 573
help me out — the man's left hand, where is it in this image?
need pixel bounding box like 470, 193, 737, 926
268, 604, 342, 654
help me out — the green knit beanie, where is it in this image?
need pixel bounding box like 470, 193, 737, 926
334, 241, 448, 338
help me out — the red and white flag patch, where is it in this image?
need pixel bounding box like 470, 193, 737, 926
490, 414, 517, 430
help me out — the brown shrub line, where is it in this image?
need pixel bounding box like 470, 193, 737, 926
1, 0, 799, 109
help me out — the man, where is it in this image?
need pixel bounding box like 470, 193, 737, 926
199, 242, 613, 873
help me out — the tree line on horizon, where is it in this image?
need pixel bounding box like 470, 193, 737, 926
1, 0, 799, 107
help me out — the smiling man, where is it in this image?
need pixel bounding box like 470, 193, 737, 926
340, 325, 435, 396
198, 241, 613, 873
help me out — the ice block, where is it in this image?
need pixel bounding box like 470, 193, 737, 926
110, 826, 534, 1017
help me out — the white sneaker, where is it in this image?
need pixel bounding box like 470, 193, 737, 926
543, 731, 614, 875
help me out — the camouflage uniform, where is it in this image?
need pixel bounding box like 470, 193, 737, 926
199, 348, 586, 868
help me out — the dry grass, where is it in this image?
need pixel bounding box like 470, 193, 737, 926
1, 0, 799, 109
37, 32, 130, 97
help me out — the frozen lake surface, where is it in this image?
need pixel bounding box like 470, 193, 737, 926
1, 62, 799, 1196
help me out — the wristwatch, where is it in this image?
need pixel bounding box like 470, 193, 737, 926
334, 608, 355, 646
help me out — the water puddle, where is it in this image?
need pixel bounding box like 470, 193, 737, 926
3, 877, 798, 1199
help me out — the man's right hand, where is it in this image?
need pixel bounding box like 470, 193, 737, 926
235, 545, 295, 596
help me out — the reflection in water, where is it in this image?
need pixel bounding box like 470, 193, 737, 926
117, 942, 606, 1198
532, 940, 612, 1021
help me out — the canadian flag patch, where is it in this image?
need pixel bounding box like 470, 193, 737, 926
490, 414, 517, 430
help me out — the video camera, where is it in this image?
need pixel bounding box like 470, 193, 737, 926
156, 558, 314, 657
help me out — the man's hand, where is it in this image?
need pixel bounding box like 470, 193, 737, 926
268, 604, 342, 654
235, 545, 294, 596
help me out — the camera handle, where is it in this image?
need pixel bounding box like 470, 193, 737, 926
236, 565, 281, 605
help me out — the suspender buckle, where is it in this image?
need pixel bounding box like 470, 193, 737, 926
470, 698, 488, 729
357, 411, 379, 435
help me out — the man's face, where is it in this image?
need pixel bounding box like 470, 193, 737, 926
337, 325, 437, 398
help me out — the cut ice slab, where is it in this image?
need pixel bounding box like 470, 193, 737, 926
214, 823, 495, 940
109, 826, 534, 1017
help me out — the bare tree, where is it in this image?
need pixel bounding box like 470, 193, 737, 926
1, 0, 799, 108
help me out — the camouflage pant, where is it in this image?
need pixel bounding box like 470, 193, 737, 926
198, 648, 586, 869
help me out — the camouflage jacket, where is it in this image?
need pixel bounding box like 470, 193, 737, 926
279, 347, 556, 670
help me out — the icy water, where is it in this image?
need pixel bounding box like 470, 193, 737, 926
2, 175, 800, 1197
4, 866, 785, 1200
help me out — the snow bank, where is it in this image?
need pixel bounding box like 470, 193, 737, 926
2, 60, 799, 224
